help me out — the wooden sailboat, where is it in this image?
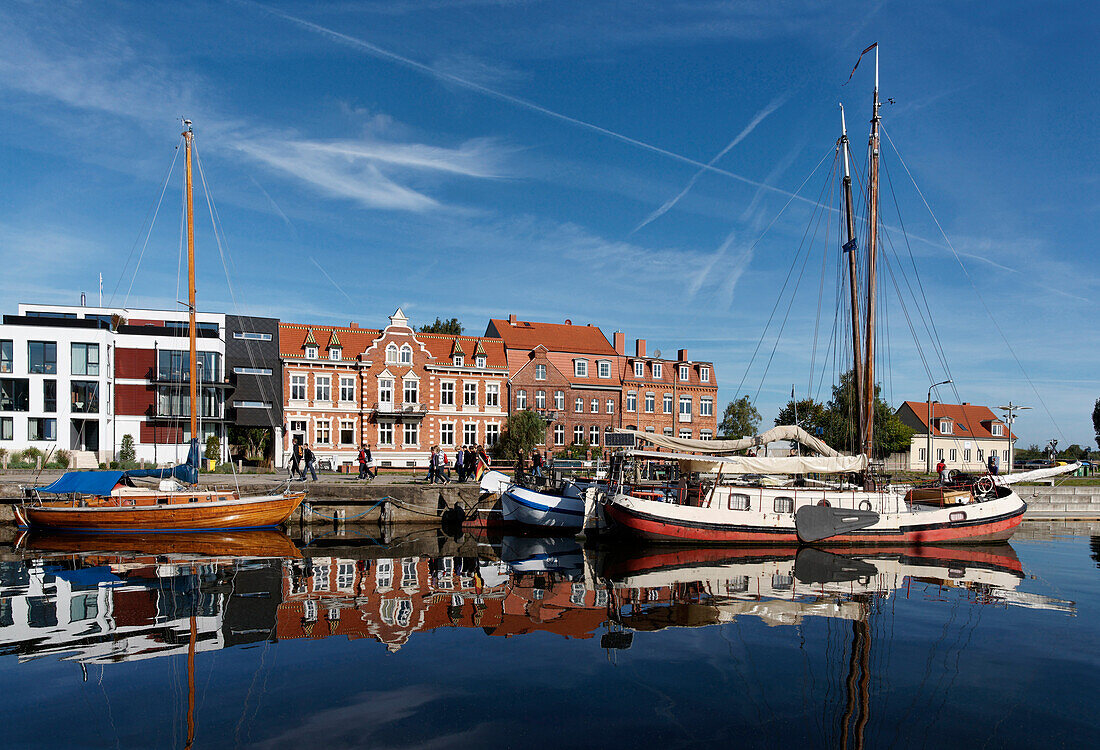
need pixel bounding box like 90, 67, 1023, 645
604, 47, 1076, 545
14, 122, 305, 532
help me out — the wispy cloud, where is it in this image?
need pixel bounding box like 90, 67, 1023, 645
235, 134, 508, 211
632, 93, 789, 233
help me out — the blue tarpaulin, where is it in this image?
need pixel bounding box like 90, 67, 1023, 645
35, 471, 125, 495
51, 566, 124, 588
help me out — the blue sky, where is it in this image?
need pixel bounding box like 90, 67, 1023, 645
1, 0, 1097, 447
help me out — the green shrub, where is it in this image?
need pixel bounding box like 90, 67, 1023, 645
205, 435, 221, 461
21, 447, 42, 463
52, 449, 70, 469
109, 460, 120, 469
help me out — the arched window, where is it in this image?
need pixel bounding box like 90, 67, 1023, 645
400, 344, 413, 364
385, 343, 399, 363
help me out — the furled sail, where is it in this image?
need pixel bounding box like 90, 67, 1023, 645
627, 449, 868, 475
993, 462, 1080, 485
616, 425, 844, 457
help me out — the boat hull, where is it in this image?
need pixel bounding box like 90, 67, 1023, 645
500, 485, 585, 529
14, 491, 306, 532
605, 489, 1025, 546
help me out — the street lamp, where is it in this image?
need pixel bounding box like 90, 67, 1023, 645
998, 402, 1030, 474
926, 379, 952, 474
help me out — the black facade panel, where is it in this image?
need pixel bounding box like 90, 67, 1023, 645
225, 315, 283, 427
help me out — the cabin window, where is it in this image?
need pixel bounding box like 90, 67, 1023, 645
949, 511, 967, 522
726, 576, 749, 593
772, 574, 793, 590
774, 496, 794, 514
157, 497, 170, 505
728, 493, 750, 511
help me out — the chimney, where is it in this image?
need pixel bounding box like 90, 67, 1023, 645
349, 322, 358, 329
677, 348, 688, 362
564, 318, 572, 325
613, 331, 625, 354
635, 339, 646, 358
508, 314, 517, 325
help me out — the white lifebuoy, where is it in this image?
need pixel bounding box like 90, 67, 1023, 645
859, 499, 873, 511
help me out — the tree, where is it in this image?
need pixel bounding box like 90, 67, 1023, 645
719, 396, 761, 439
1093, 398, 1100, 450
205, 435, 221, 462
492, 410, 547, 460
822, 370, 914, 458
774, 398, 830, 436
418, 317, 464, 335
119, 434, 136, 462
228, 426, 271, 461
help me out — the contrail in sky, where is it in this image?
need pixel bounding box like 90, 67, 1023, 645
240, 0, 815, 205
633, 93, 789, 234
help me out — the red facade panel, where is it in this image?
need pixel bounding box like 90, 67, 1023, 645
115, 383, 155, 416
115, 348, 155, 379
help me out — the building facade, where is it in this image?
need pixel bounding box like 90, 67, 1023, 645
279, 309, 508, 470
618, 337, 718, 440
225, 314, 283, 460
485, 316, 718, 454
895, 401, 1015, 472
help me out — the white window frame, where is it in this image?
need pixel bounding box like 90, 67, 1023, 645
378, 422, 394, 446
453, 355, 464, 367
486, 383, 500, 407
340, 420, 356, 445
591, 398, 598, 413
700, 367, 710, 383
476, 355, 486, 368
400, 344, 413, 365
379, 378, 394, 407
679, 429, 692, 439
700, 397, 713, 417
516, 389, 527, 409
403, 378, 418, 405
404, 422, 419, 447
644, 392, 655, 413
573, 425, 584, 444
597, 360, 611, 379
305, 346, 318, 360
440, 381, 455, 407
554, 390, 565, 409
535, 364, 547, 380
991, 423, 1004, 437
440, 422, 455, 446
340, 376, 356, 403
535, 390, 546, 409
633, 361, 644, 378
464, 382, 478, 407
940, 419, 953, 435
574, 397, 583, 413
679, 395, 692, 421
463, 422, 478, 446
652, 362, 662, 379
663, 393, 673, 414
679, 364, 689, 381
315, 419, 331, 445
485, 423, 500, 446
314, 375, 331, 402
329, 348, 341, 361
386, 344, 399, 363
627, 392, 637, 412
554, 424, 565, 445
589, 426, 600, 445
606, 398, 614, 414
573, 359, 588, 377
290, 375, 307, 401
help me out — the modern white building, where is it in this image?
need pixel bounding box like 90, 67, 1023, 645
1, 302, 228, 465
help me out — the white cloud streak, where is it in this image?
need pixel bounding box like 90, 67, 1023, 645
633, 92, 789, 233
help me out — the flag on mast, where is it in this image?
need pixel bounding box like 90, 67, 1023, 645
844, 42, 878, 85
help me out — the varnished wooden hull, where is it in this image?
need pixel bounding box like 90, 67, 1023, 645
14, 491, 306, 532
16, 528, 302, 559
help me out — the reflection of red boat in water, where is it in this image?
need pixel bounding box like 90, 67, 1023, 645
16, 528, 302, 559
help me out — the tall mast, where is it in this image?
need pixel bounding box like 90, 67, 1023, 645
839, 104, 863, 445
861, 48, 881, 461
183, 121, 198, 445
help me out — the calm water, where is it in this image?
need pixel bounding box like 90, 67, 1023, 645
1, 524, 1097, 749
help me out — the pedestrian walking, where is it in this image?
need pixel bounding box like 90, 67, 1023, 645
358, 443, 376, 480
426, 446, 439, 484
455, 445, 466, 482
441, 449, 451, 483
303, 443, 318, 481
290, 440, 303, 478
531, 448, 544, 479
936, 459, 947, 484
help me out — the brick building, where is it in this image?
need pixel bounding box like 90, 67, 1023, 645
486, 316, 623, 452
618, 337, 718, 440
485, 315, 719, 453
279, 309, 508, 470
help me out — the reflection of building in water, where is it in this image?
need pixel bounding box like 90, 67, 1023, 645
276, 556, 610, 651
0, 558, 282, 664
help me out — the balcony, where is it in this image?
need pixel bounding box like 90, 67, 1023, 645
534, 409, 558, 424
373, 402, 428, 419
679, 413, 692, 423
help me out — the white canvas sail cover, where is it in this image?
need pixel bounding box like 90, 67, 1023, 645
993, 462, 1080, 485
626, 449, 868, 475
616, 425, 845, 457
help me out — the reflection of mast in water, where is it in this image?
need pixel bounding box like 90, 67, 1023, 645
839, 599, 871, 750
186, 563, 197, 750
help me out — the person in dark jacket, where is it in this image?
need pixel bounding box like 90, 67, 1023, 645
358, 443, 376, 480
303, 444, 318, 481
290, 441, 303, 479
455, 445, 466, 482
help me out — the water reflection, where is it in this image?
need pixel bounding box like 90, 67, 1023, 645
0, 530, 1075, 667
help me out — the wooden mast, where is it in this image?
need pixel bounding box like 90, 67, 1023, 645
839, 105, 864, 447
860, 49, 881, 462
183, 121, 198, 448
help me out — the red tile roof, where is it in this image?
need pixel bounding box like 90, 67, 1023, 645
280, 323, 380, 359
486, 318, 617, 356
899, 401, 1014, 440
418, 333, 507, 369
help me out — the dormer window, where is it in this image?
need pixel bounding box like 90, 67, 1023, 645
385, 343, 399, 364
700, 367, 710, 382
678, 365, 689, 381
939, 419, 953, 435
400, 344, 413, 365
597, 360, 611, 379
634, 361, 644, 378
652, 362, 662, 379
329, 348, 341, 361
453, 355, 463, 367
476, 356, 486, 369
305, 346, 318, 360
574, 359, 588, 377
992, 423, 1004, 437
